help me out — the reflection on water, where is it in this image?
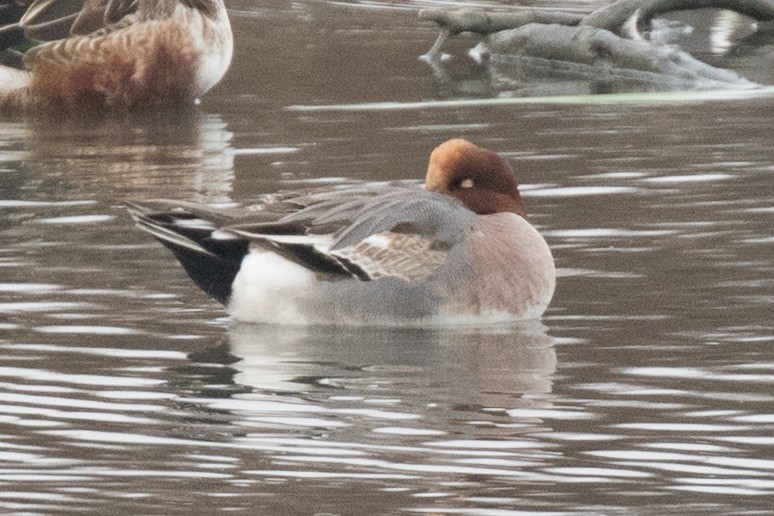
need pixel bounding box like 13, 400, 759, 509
422, 8, 773, 98
224, 323, 556, 421
0, 323, 559, 514
0, 1, 773, 514
2, 317, 773, 513
0, 112, 236, 345
0, 112, 235, 203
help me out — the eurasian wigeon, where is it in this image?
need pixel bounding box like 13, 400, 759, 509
0, 0, 232, 112
128, 139, 556, 325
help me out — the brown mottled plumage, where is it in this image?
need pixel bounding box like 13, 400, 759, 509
0, 0, 232, 113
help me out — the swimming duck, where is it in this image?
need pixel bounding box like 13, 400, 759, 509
128, 139, 556, 326
0, 0, 232, 112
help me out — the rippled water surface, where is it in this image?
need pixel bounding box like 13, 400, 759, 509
1, 1, 773, 514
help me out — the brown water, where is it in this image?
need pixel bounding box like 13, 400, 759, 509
1, 1, 773, 514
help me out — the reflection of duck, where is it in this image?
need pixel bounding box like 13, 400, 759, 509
0, 111, 234, 201
172, 323, 557, 484
129, 139, 556, 326
225, 322, 557, 408
0, 0, 232, 113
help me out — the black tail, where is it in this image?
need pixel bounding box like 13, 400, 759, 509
127, 201, 248, 305
0, 16, 26, 69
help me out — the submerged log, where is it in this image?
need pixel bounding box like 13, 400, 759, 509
418, 8, 582, 36
418, 8, 584, 60
419, 0, 772, 92
483, 23, 756, 88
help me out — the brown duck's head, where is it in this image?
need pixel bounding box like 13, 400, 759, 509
425, 138, 527, 217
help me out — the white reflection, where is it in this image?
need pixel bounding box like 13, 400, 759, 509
710, 11, 752, 54
426, 440, 555, 450
0, 200, 95, 207
37, 215, 114, 225
0, 283, 61, 293
33, 326, 138, 335
0, 302, 93, 314
0, 344, 186, 360
232, 146, 300, 155
624, 366, 774, 383
545, 466, 651, 478
642, 173, 734, 183
670, 485, 764, 494
615, 423, 747, 432
243, 470, 416, 480
0, 392, 162, 412
372, 427, 445, 436
545, 228, 677, 238
0, 367, 163, 387
526, 186, 640, 197
505, 408, 596, 420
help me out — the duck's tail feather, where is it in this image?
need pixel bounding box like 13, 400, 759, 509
127, 201, 249, 305
0, 23, 27, 68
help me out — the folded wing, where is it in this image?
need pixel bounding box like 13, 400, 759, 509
229, 185, 475, 282
128, 183, 476, 303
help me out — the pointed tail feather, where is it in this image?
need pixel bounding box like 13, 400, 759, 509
127, 201, 248, 305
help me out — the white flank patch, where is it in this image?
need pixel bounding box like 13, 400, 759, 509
0, 67, 29, 92
228, 251, 315, 324
197, 48, 231, 95
195, 18, 233, 96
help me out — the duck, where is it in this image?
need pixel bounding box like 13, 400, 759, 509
128, 139, 556, 326
0, 0, 232, 113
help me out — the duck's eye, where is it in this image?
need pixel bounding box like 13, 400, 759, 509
459, 178, 475, 189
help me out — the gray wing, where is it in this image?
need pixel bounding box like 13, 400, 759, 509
229, 185, 476, 282
130, 183, 476, 284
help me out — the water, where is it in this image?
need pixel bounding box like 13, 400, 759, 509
1, 1, 773, 514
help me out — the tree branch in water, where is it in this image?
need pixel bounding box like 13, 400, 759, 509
484, 23, 755, 87
418, 8, 582, 37
419, 0, 772, 91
